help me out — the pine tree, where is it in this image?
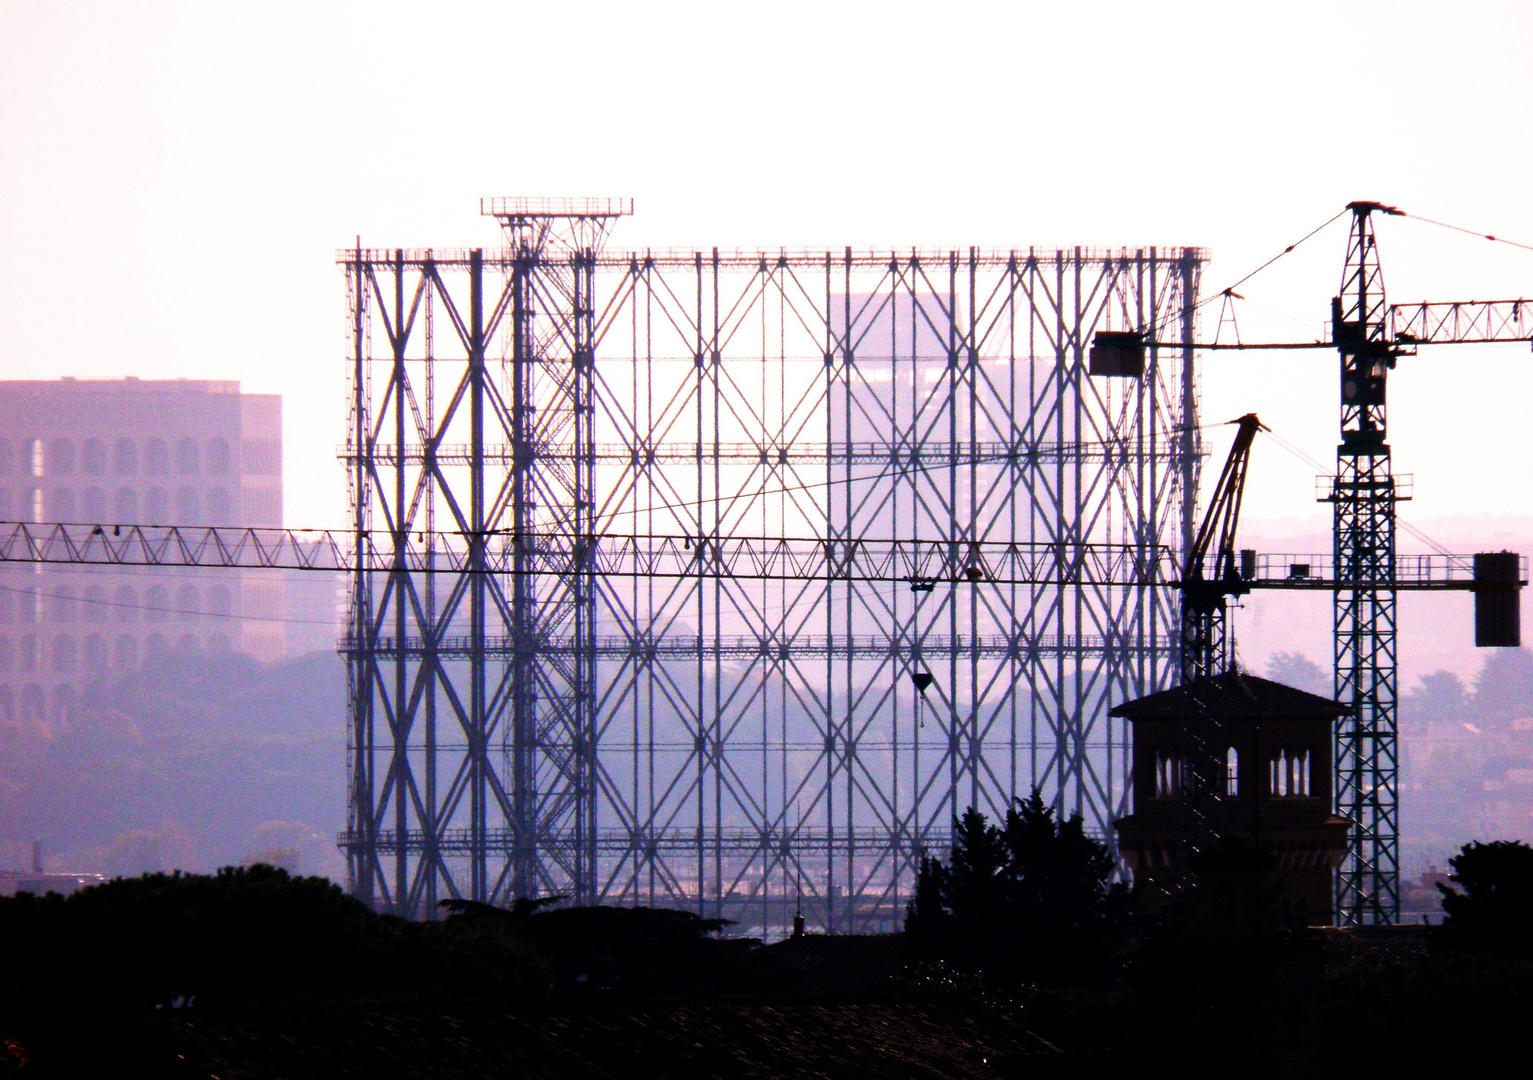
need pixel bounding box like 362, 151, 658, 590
905, 791, 1131, 987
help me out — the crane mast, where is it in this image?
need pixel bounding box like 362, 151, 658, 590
1330, 202, 1404, 926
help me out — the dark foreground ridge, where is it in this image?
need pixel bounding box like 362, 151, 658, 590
12, 996, 1065, 1080
5, 841, 1533, 1077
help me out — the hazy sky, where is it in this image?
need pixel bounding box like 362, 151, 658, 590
3, 0, 1532, 540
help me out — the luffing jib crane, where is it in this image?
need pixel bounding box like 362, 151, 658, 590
1179, 413, 1267, 687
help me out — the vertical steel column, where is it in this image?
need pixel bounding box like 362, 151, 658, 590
347, 241, 377, 906
509, 241, 537, 899
572, 242, 599, 905
468, 248, 489, 903
390, 251, 410, 910
1178, 252, 1202, 566
1331, 202, 1401, 926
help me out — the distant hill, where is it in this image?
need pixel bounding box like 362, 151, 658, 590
0, 651, 346, 878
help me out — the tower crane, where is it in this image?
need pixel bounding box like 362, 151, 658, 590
1135, 200, 1533, 925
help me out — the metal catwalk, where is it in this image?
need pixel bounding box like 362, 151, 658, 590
337, 199, 1204, 933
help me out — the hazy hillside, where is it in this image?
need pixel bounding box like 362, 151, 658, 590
0, 651, 347, 880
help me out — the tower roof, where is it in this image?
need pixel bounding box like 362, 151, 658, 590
1109, 671, 1352, 721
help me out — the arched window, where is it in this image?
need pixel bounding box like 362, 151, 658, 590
0, 687, 12, 723
175, 487, 199, 525
207, 488, 232, 525
0, 440, 11, 475
175, 632, 199, 656
145, 632, 169, 657
19, 633, 37, 671
83, 583, 107, 623
1268, 749, 1314, 798
144, 439, 169, 476
0, 489, 11, 518
51, 684, 75, 726
83, 487, 106, 520
47, 585, 76, 623
114, 438, 138, 476
114, 634, 138, 671
50, 489, 76, 521
206, 438, 231, 476
16, 586, 36, 626
145, 486, 169, 521
176, 585, 200, 623
82, 438, 107, 477
175, 438, 199, 477
114, 585, 137, 624
0, 637, 13, 672
1226, 746, 1240, 797
21, 684, 44, 721
145, 585, 170, 623
48, 439, 76, 477
84, 633, 108, 670
0, 590, 11, 624
114, 487, 138, 523
50, 635, 77, 673
1154, 750, 1185, 798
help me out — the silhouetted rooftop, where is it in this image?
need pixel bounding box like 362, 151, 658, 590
1109, 672, 1351, 722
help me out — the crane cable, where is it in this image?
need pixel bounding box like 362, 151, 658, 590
1403, 211, 1533, 254
1261, 425, 1455, 558
1148, 208, 1350, 339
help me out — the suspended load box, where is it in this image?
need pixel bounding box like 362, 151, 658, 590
1089, 331, 1145, 378
1473, 551, 1522, 648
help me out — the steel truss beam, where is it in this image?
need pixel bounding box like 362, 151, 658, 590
333, 225, 1205, 933
1391, 299, 1532, 345
1, 521, 1502, 594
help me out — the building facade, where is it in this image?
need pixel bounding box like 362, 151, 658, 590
0, 378, 283, 730
1112, 673, 1353, 928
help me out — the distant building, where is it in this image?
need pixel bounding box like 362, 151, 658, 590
0, 841, 103, 897
0, 378, 284, 730
1111, 672, 1353, 928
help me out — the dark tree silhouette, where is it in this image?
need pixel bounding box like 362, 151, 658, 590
0, 865, 544, 1008
905, 792, 1131, 987
1436, 840, 1533, 957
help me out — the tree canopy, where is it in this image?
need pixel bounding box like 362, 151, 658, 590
1436, 840, 1533, 958
905, 792, 1131, 987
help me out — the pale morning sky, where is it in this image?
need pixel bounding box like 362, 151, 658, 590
3, 0, 1531, 568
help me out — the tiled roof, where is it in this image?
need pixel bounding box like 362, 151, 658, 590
1109, 672, 1352, 721
139, 996, 1059, 1078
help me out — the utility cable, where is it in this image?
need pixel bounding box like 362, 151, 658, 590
0, 581, 340, 626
